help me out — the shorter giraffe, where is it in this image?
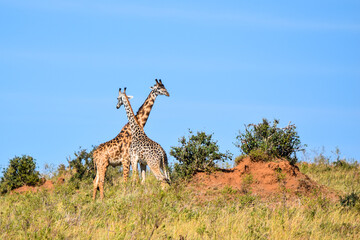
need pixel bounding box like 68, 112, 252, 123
92, 80, 169, 200
116, 88, 170, 187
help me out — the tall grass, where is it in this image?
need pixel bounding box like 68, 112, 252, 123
1, 162, 360, 239
299, 161, 360, 194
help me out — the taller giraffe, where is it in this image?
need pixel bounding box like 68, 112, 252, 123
93, 79, 169, 200
116, 88, 170, 187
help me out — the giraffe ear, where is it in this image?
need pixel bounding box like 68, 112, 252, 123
150, 86, 155, 90
128, 95, 134, 99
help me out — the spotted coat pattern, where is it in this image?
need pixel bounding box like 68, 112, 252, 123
92, 80, 169, 200
117, 88, 170, 187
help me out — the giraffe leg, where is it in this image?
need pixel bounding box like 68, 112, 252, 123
140, 162, 147, 185
98, 162, 109, 200
122, 157, 131, 183
147, 161, 169, 186
130, 154, 140, 183
93, 170, 100, 200
151, 167, 169, 190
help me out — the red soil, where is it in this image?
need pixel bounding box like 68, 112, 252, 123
10, 158, 337, 202
10, 179, 55, 195
189, 157, 337, 201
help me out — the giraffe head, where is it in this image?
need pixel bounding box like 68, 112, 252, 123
116, 88, 133, 109
150, 79, 170, 97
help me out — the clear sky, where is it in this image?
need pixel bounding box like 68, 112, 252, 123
1, 0, 359, 172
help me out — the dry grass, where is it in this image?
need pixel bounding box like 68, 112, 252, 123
1, 162, 360, 240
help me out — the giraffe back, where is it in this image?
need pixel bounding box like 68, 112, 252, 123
93, 123, 132, 167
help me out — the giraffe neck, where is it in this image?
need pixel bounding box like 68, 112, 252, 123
122, 95, 143, 136
135, 90, 157, 128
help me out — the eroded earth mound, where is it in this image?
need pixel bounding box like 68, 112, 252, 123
189, 157, 337, 201
10, 180, 56, 195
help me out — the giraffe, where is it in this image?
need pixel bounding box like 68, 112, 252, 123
93, 79, 169, 200
116, 87, 170, 188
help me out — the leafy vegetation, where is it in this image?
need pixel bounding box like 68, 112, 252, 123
67, 147, 96, 187
0, 155, 40, 194
299, 153, 360, 214
56, 164, 66, 178
248, 148, 271, 162
300, 150, 360, 195
241, 173, 254, 194
234, 154, 247, 166
1, 126, 359, 239
170, 130, 232, 180
235, 118, 305, 164
340, 192, 360, 208
1, 156, 360, 239
332, 147, 359, 170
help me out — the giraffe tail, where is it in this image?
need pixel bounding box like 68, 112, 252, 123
162, 154, 171, 184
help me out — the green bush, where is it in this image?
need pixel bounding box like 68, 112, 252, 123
340, 192, 359, 208
332, 147, 359, 170
333, 160, 358, 170
68, 147, 96, 183
248, 149, 271, 162
234, 154, 247, 166
170, 130, 232, 180
235, 119, 305, 165
56, 164, 66, 177
0, 155, 40, 194
314, 152, 330, 165
241, 173, 254, 194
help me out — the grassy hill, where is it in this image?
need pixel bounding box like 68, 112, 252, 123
1, 160, 360, 239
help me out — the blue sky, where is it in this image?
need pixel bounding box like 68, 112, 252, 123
1, 0, 359, 172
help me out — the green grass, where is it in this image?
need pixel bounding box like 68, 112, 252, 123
299, 162, 360, 194
1, 163, 360, 240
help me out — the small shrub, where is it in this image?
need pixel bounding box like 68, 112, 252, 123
68, 147, 96, 183
333, 160, 357, 170
314, 153, 330, 165
238, 194, 257, 207
234, 154, 247, 166
235, 118, 305, 164
340, 192, 359, 208
313, 148, 330, 165
275, 168, 286, 183
170, 130, 232, 180
56, 164, 66, 177
241, 173, 254, 194
222, 185, 238, 195
332, 148, 358, 170
0, 155, 40, 194
249, 149, 271, 162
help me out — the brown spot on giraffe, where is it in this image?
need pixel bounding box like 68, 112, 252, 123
92, 79, 170, 200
